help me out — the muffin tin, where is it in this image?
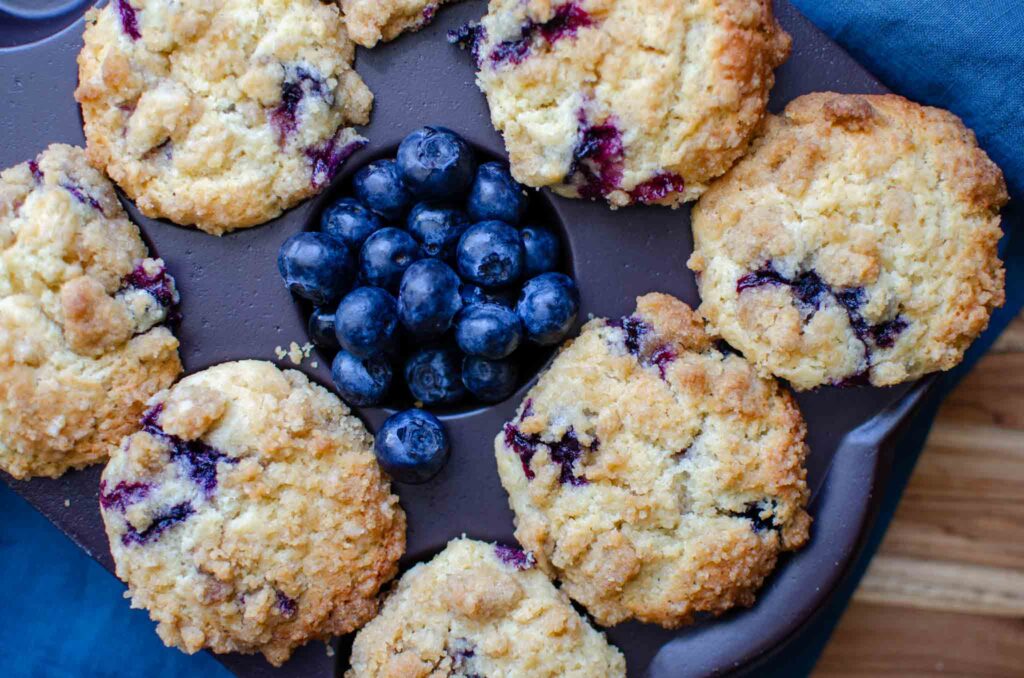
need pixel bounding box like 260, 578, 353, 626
0, 2, 936, 676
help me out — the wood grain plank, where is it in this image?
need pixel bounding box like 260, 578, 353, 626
814, 603, 1024, 677
853, 555, 1024, 617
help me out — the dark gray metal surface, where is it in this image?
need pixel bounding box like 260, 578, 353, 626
0, 2, 919, 676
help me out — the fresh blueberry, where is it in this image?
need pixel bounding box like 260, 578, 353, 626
396, 127, 476, 200
455, 303, 522, 359
398, 259, 463, 339
374, 409, 450, 483
456, 221, 525, 288
308, 307, 339, 350
278, 232, 354, 305
404, 347, 466, 405
331, 350, 392, 406
467, 162, 528, 225
359, 227, 422, 292
520, 225, 561, 277
517, 273, 580, 345
320, 197, 382, 248
353, 159, 412, 221
334, 287, 399, 358
462, 356, 519, 403
406, 202, 470, 260
459, 283, 516, 308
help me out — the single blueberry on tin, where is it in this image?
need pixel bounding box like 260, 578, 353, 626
331, 350, 392, 407
517, 273, 579, 345
397, 127, 476, 200
456, 220, 525, 288
359, 227, 422, 292
321, 197, 382, 248
334, 287, 399, 358
353, 159, 412, 221
467, 162, 528, 225
398, 259, 463, 339
278, 231, 354, 305
374, 409, 450, 483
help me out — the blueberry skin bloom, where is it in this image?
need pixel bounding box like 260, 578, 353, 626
331, 350, 392, 407
398, 259, 463, 339
520, 225, 561, 277
353, 159, 412, 221
406, 202, 470, 260
320, 197, 382, 248
404, 347, 467, 405
467, 162, 528, 225
359, 227, 422, 292
308, 307, 339, 350
455, 303, 522, 359
456, 220, 525, 289
374, 409, 450, 484
334, 287, 399, 358
278, 231, 354, 305
517, 272, 580, 345
397, 127, 476, 200
462, 356, 519, 403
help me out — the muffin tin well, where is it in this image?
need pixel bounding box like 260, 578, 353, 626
0, 2, 935, 677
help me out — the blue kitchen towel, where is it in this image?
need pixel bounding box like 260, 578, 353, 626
2, 2, 1022, 677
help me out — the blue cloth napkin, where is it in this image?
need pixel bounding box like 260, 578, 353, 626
3, 2, 1022, 677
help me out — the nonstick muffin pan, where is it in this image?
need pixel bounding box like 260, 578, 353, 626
0, 2, 936, 676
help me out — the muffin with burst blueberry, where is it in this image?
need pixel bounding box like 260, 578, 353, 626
100, 360, 405, 665
0, 144, 182, 479
75, 0, 372, 234
689, 93, 1007, 389
451, 0, 790, 207
495, 293, 811, 628
347, 538, 626, 677
279, 126, 580, 410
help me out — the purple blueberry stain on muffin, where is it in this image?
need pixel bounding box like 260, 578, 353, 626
121, 502, 194, 546
488, 2, 595, 66
307, 134, 366, 189
28, 160, 43, 183
60, 181, 105, 214
123, 262, 177, 307
116, 0, 142, 41
608, 316, 677, 378
141, 405, 237, 494
629, 172, 686, 204
737, 261, 909, 384
270, 66, 330, 143
275, 590, 298, 618
447, 23, 487, 65
495, 544, 536, 570
732, 500, 780, 534
503, 422, 540, 480
569, 117, 624, 199
99, 480, 151, 512
547, 427, 591, 486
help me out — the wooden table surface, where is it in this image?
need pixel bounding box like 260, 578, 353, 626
814, 312, 1024, 677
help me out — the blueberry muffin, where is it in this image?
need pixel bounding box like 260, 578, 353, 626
461, 0, 790, 207
688, 93, 1007, 389
340, 0, 451, 48
346, 538, 626, 677
100, 360, 406, 665
494, 293, 810, 628
0, 145, 182, 479
75, 0, 373, 235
